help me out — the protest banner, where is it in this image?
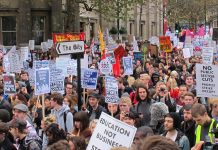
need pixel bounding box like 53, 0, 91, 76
56, 57, 70, 77
3, 74, 16, 95
106, 51, 116, 64
87, 112, 137, 150
35, 68, 50, 95
67, 59, 77, 76
34, 60, 50, 70
20, 47, 29, 68
82, 68, 98, 89
50, 68, 64, 94
182, 48, 191, 59
105, 76, 119, 104
123, 57, 133, 75
27, 68, 35, 86
29, 40, 35, 50
202, 47, 214, 65
159, 36, 172, 53
99, 59, 112, 75
196, 64, 218, 98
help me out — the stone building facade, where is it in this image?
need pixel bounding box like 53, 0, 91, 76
0, 0, 163, 46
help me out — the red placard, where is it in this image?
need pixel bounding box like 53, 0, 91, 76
52, 32, 85, 44
159, 36, 172, 53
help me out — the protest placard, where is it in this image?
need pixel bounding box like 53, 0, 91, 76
82, 68, 98, 89
35, 68, 50, 95
34, 60, 50, 70
8, 46, 21, 73
123, 57, 133, 75
177, 42, 184, 49
99, 59, 112, 75
159, 36, 172, 53
47, 39, 53, 49
56, 57, 70, 77
67, 59, 77, 76
106, 51, 116, 64
50, 68, 64, 94
105, 76, 119, 104
29, 40, 35, 50
87, 112, 137, 150
20, 47, 29, 68
27, 68, 35, 86
3, 74, 16, 95
202, 47, 214, 65
196, 64, 218, 98
133, 52, 143, 63
182, 48, 191, 59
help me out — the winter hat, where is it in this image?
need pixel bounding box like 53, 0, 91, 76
165, 112, 181, 129
150, 102, 169, 126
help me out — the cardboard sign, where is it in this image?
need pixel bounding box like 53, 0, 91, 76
202, 47, 214, 65
8, 46, 21, 73
159, 36, 172, 53
50, 68, 64, 94
82, 68, 98, 89
52, 32, 85, 44
3, 74, 16, 95
196, 64, 218, 98
99, 59, 112, 75
123, 57, 133, 75
105, 76, 119, 104
87, 112, 137, 150
35, 68, 50, 95
106, 51, 116, 64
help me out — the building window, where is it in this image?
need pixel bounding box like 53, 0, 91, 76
130, 23, 133, 34
32, 16, 45, 45
1, 16, 16, 46
140, 23, 144, 37
80, 22, 85, 32
90, 23, 95, 39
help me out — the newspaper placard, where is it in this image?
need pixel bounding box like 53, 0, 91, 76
50, 68, 64, 94
3, 74, 16, 95
123, 57, 133, 75
35, 68, 50, 95
99, 59, 112, 75
82, 68, 98, 89
196, 64, 218, 98
105, 76, 119, 103
202, 47, 214, 65
87, 112, 137, 150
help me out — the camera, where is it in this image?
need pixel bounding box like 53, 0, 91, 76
160, 88, 166, 92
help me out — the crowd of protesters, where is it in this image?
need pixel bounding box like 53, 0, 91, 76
0, 38, 217, 150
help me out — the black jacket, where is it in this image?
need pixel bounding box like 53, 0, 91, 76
87, 105, 106, 119
181, 120, 196, 148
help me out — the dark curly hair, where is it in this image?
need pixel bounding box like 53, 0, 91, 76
45, 123, 67, 146
67, 136, 86, 150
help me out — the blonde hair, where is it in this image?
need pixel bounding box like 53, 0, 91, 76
44, 115, 56, 127
89, 119, 98, 128
119, 96, 132, 106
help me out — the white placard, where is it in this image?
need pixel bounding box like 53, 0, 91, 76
182, 48, 191, 58
29, 40, 35, 50
177, 42, 184, 49
87, 112, 137, 150
99, 59, 112, 75
105, 76, 119, 103
196, 64, 218, 98
202, 47, 214, 65
123, 57, 133, 75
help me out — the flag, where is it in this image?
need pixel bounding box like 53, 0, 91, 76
197, 26, 205, 37
113, 56, 120, 77
99, 26, 105, 55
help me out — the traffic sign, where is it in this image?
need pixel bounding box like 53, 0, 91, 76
56, 41, 84, 55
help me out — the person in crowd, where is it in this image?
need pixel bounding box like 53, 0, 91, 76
50, 92, 74, 133
166, 70, 179, 91
12, 93, 28, 106
45, 123, 67, 146
0, 121, 16, 150
117, 78, 126, 98
140, 135, 180, 150
133, 60, 142, 79
191, 103, 218, 145
71, 111, 91, 142
181, 104, 196, 148
9, 118, 42, 150
159, 68, 168, 83
185, 74, 195, 92
47, 140, 70, 150
12, 103, 36, 134
139, 72, 151, 89
89, 119, 98, 134
132, 126, 154, 150
87, 93, 106, 121
122, 111, 141, 127
64, 95, 78, 115
0, 109, 11, 122
106, 103, 120, 117
117, 96, 135, 120
210, 101, 218, 121
162, 112, 190, 150
67, 136, 87, 150
175, 85, 188, 107
151, 72, 160, 87
180, 64, 190, 85
134, 84, 152, 126
0, 85, 12, 117
150, 102, 169, 134
44, 95, 52, 116
20, 71, 32, 95
65, 82, 76, 97
41, 115, 56, 150
28, 96, 42, 132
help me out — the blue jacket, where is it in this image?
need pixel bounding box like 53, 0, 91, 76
51, 105, 74, 133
